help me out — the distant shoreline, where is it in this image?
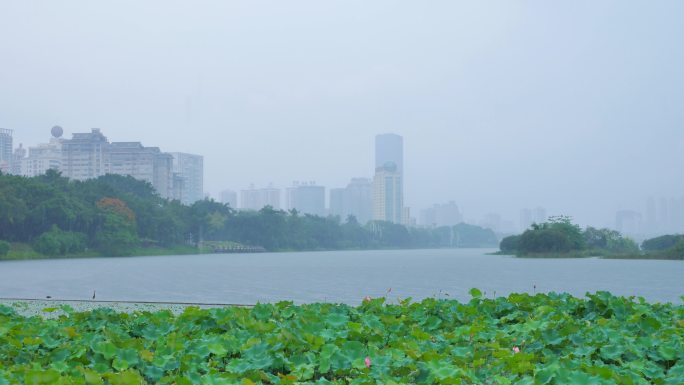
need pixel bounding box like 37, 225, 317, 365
491, 250, 683, 260
1, 243, 500, 262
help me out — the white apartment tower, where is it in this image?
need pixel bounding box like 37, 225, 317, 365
61, 128, 108, 180
240, 185, 281, 210
372, 133, 406, 224
372, 162, 403, 223
170, 152, 204, 205
0, 128, 14, 173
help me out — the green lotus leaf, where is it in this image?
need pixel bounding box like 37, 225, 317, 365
469, 288, 483, 299
325, 312, 349, 328
251, 304, 272, 321
657, 342, 678, 361
513, 377, 534, 385
104, 370, 144, 385
207, 342, 229, 357
25, 369, 61, 385
93, 341, 118, 360
599, 344, 624, 361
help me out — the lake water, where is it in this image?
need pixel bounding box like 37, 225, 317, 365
0, 249, 682, 305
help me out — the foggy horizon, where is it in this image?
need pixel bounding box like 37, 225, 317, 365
2, 1, 683, 231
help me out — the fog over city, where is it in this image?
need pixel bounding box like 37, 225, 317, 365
2, 1, 683, 230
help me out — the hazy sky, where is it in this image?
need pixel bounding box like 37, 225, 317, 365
2, 1, 683, 228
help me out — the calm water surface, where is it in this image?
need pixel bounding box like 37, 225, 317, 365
0, 249, 682, 304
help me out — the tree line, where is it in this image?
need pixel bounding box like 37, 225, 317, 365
499, 216, 683, 259
0, 171, 498, 257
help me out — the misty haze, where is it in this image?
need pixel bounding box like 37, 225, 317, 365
0, 2, 683, 384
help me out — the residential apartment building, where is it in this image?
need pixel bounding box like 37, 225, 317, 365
329, 177, 372, 224
240, 185, 281, 210
286, 182, 325, 217
372, 162, 404, 224
170, 152, 204, 205
0, 128, 13, 173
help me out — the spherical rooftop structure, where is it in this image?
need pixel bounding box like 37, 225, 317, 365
51, 125, 63, 138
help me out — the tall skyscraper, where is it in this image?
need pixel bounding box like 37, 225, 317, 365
372, 162, 403, 223
170, 152, 204, 205
375, 133, 403, 176
0, 128, 14, 173
373, 133, 405, 224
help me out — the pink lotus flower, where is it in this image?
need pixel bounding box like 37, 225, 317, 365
364, 356, 371, 368
363, 296, 372, 302
512, 346, 520, 354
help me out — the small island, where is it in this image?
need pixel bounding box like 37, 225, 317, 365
498, 216, 684, 260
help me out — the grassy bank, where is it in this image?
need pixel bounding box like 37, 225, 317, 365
0, 243, 208, 261
0, 291, 682, 384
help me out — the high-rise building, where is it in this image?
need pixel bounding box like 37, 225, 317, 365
373, 133, 405, 224
11, 144, 26, 175
240, 185, 281, 210
61, 129, 175, 198
419, 201, 463, 227
372, 162, 403, 223
22, 139, 63, 177
329, 188, 346, 218
0, 128, 14, 173
61, 128, 109, 180
220, 190, 238, 208
107, 142, 174, 199
170, 152, 204, 205
375, 133, 403, 176
19, 126, 64, 177
330, 178, 373, 224
286, 182, 325, 216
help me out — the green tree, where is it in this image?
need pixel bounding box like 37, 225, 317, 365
0, 240, 9, 256
641, 234, 684, 252
518, 216, 585, 255
32, 225, 87, 256
499, 235, 521, 253
95, 198, 140, 256
584, 227, 638, 254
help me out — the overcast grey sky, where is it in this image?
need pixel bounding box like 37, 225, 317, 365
1, 1, 683, 228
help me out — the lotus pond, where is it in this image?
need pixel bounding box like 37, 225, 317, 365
0, 291, 682, 385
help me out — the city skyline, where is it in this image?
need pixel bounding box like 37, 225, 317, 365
2, 1, 683, 230
5, 125, 684, 237
3, 126, 203, 205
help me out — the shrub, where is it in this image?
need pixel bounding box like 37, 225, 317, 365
641, 234, 684, 252
32, 226, 87, 256
499, 235, 520, 253
0, 240, 9, 256
517, 216, 585, 255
